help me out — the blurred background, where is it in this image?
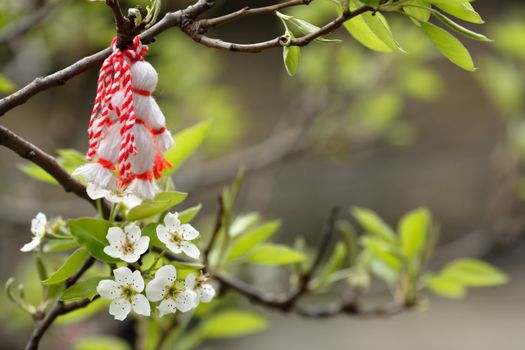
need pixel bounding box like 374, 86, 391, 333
0, 0, 524, 349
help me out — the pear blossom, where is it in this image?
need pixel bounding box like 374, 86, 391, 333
156, 212, 200, 259
145, 265, 197, 317
185, 273, 216, 304
20, 212, 47, 252
103, 223, 150, 263
86, 183, 142, 209
97, 267, 150, 321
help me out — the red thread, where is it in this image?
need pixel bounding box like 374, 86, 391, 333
132, 87, 152, 96
98, 158, 115, 170
86, 36, 149, 182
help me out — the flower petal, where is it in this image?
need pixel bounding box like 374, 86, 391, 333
123, 194, 142, 209
86, 183, 108, 200
31, 212, 47, 236
20, 238, 41, 252
166, 242, 183, 255
163, 212, 180, 231
175, 290, 198, 312
109, 298, 131, 321
97, 280, 119, 300
125, 223, 142, 241
156, 225, 170, 245
103, 246, 123, 260
135, 236, 150, 255
146, 277, 168, 302
155, 264, 177, 282
121, 253, 140, 263
106, 227, 125, 246
182, 242, 200, 259
199, 284, 216, 303
131, 294, 151, 316
114, 267, 134, 285
185, 274, 196, 290
158, 298, 177, 317
181, 224, 199, 241
131, 270, 145, 292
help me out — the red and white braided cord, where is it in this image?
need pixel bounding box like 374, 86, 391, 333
86, 36, 148, 181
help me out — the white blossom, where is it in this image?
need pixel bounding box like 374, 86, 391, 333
145, 265, 197, 317
103, 223, 150, 263
97, 267, 150, 321
156, 212, 200, 259
86, 183, 142, 209
185, 273, 216, 304
20, 212, 47, 252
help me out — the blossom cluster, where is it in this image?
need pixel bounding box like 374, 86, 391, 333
21, 211, 215, 321
97, 212, 215, 320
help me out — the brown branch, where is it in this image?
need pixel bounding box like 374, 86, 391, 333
203, 196, 225, 266
0, 125, 102, 211
0, 0, 373, 117
201, 0, 311, 28
0, 0, 214, 117
24, 257, 95, 350
0, 1, 64, 46
188, 5, 373, 52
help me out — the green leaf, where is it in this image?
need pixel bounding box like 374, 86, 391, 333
178, 204, 202, 224
315, 242, 347, 288
343, 1, 391, 52
68, 218, 118, 263
426, 273, 466, 299
142, 223, 163, 248
228, 220, 281, 260
429, 0, 483, 24
42, 249, 89, 285
164, 122, 211, 175
230, 212, 260, 237
18, 163, 58, 185
351, 207, 396, 243
0, 74, 14, 93
432, 10, 492, 42
247, 244, 306, 265
361, 11, 405, 52
200, 310, 267, 338
43, 239, 79, 253
404, 0, 431, 23
421, 21, 475, 71
61, 277, 105, 301
440, 259, 509, 287
276, 12, 340, 43
398, 207, 430, 259
283, 44, 301, 76
73, 336, 131, 350
361, 236, 401, 271
126, 191, 187, 221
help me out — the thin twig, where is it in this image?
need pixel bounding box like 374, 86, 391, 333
0, 125, 107, 212
0, 0, 373, 116
203, 196, 224, 266
201, 0, 311, 28
24, 257, 95, 350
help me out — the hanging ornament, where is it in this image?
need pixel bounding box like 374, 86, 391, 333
74, 36, 173, 201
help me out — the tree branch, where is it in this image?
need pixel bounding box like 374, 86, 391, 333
0, 124, 101, 210
0, 0, 373, 116
201, 0, 311, 28
24, 257, 95, 350
0, 0, 214, 117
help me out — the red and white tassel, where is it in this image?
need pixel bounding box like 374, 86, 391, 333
75, 36, 173, 201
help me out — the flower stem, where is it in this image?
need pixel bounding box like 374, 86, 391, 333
109, 203, 118, 225
145, 249, 166, 275
96, 199, 104, 219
